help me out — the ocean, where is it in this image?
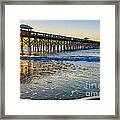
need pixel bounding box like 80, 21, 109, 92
20, 49, 100, 100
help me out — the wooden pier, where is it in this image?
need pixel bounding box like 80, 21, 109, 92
20, 24, 100, 56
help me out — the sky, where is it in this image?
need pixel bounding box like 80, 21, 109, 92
20, 20, 100, 41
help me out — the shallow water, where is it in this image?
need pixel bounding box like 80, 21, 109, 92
20, 49, 100, 100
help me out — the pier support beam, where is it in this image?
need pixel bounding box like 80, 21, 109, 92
28, 31, 31, 56
20, 35, 24, 56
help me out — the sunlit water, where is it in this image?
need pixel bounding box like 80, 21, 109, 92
20, 49, 100, 100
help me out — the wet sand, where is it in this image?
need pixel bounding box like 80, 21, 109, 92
20, 60, 100, 100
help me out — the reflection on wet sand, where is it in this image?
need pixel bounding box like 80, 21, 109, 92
20, 61, 100, 100
20, 60, 71, 84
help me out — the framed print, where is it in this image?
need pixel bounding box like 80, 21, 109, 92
0, 0, 119, 119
